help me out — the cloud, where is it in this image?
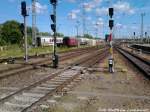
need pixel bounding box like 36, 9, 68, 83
96, 18, 104, 26
68, 9, 80, 20
113, 1, 135, 14
81, 0, 102, 12
92, 0, 103, 6
116, 23, 123, 28
83, 2, 94, 12
98, 17, 103, 22
34, 2, 47, 14
92, 18, 104, 28
131, 26, 138, 30
95, 7, 107, 15
27, 2, 48, 15
86, 16, 92, 21
67, 0, 76, 3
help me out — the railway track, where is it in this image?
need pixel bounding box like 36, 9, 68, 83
130, 44, 150, 54
116, 47, 150, 79
128, 46, 150, 54
0, 47, 100, 80
0, 48, 108, 112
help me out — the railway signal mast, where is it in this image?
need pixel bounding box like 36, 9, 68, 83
133, 32, 136, 43
50, 0, 58, 68
108, 7, 114, 73
145, 32, 148, 43
21, 1, 29, 62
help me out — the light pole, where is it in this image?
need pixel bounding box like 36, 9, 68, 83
95, 23, 98, 38
82, 0, 86, 37
76, 20, 80, 47
32, 0, 37, 47
141, 13, 145, 44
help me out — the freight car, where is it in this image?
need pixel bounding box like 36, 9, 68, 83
63, 37, 78, 47
79, 38, 89, 45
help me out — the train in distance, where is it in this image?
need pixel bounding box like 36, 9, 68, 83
36, 36, 104, 47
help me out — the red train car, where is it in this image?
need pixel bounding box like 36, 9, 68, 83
63, 37, 78, 47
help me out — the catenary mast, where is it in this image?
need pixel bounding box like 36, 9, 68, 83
32, 0, 36, 47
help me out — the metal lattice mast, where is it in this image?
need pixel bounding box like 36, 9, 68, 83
32, 0, 36, 46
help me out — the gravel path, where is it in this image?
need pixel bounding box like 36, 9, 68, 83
29, 49, 150, 112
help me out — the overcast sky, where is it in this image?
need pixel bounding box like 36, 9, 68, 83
0, 0, 150, 38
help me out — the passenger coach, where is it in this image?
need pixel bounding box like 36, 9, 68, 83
36, 36, 63, 47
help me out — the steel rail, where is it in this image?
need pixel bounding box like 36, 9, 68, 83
116, 47, 150, 79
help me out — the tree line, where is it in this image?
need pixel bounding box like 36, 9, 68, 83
0, 20, 37, 46
0, 20, 95, 46
0, 20, 51, 46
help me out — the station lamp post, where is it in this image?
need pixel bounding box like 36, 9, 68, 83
50, 0, 58, 68
76, 20, 80, 47
141, 13, 145, 44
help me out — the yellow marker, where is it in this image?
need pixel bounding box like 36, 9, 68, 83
109, 47, 113, 54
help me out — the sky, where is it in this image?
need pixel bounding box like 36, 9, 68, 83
0, 0, 150, 38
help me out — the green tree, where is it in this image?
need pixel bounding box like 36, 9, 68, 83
38, 32, 51, 36
0, 24, 4, 45
1, 20, 22, 45
27, 26, 39, 45
27, 26, 32, 37
84, 34, 93, 39
27, 26, 39, 36
0, 37, 6, 46
56, 32, 64, 37
0, 24, 2, 34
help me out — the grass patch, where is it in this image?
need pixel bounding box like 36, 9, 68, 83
0, 45, 97, 58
